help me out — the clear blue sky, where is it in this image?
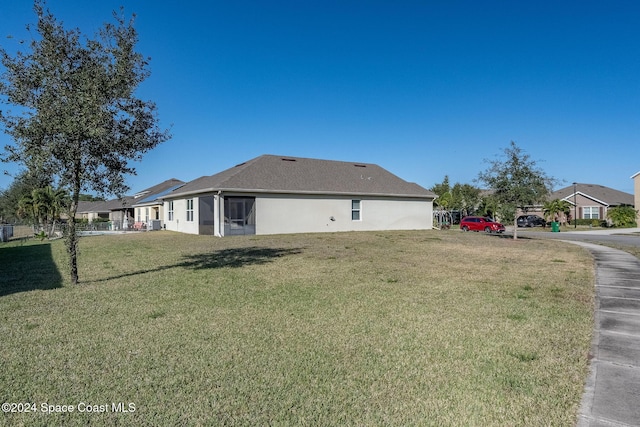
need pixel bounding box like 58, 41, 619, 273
1, 1, 639, 195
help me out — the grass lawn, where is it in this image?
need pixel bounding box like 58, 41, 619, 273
0, 230, 594, 426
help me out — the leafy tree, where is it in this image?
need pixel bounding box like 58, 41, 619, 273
0, 1, 170, 283
450, 183, 481, 217
430, 175, 451, 202
430, 176, 453, 228
477, 142, 554, 239
0, 169, 50, 222
607, 205, 637, 228
78, 194, 105, 202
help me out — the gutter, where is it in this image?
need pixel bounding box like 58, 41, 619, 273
162, 187, 436, 200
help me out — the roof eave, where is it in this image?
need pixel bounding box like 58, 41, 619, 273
163, 187, 435, 200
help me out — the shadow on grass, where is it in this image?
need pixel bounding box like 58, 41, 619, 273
488, 233, 536, 240
178, 246, 303, 269
0, 242, 63, 297
84, 246, 303, 283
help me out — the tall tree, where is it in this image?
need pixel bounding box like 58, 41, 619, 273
0, 1, 170, 283
450, 183, 481, 217
477, 142, 554, 239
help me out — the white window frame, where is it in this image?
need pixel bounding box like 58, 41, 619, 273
168, 201, 174, 221
186, 199, 194, 222
351, 199, 361, 221
583, 206, 599, 219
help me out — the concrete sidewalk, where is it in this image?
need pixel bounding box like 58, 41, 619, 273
561, 227, 640, 236
566, 241, 640, 426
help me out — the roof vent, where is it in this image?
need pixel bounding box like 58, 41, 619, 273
281, 158, 297, 162
234, 162, 246, 167
354, 164, 367, 168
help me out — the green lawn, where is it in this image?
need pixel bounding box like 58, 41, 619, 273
0, 230, 594, 426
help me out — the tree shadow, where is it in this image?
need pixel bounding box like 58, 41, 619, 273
487, 232, 536, 240
0, 242, 63, 297
177, 246, 303, 270
83, 246, 303, 283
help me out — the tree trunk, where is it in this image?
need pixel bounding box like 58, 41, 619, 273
513, 215, 518, 240
67, 173, 81, 285
67, 219, 79, 284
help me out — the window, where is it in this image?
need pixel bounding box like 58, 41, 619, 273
144, 207, 149, 223
168, 201, 174, 221
351, 200, 361, 221
583, 206, 599, 219
186, 199, 194, 222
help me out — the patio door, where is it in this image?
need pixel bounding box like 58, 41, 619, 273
224, 197, 256, 235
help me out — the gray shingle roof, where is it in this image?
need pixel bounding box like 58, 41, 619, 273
551, 183, 634, 206
166, 155, 435, 199
131, 178, 185, 207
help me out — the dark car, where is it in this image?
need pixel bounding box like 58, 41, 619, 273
460, 216, 505, 233
516, 215, 546, 228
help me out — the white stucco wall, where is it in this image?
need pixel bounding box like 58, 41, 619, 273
163, 197, 200, 235
254, 194, 433, 235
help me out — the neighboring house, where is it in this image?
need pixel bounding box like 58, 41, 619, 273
76, 200, 111, 222
74, 178, 184, 230
162, 155, 435, 236
76, 198, 134, 229
131, 178, 185, 230
549, 183, 634, 223
632, 171, 640, 223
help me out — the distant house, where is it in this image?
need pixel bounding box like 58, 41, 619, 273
74, 178, 185, 230
551, 183, 634, 222
632, 171, 640, 223
162, 155, 435, 236
76, 198, 133, 228
131, 178, 185, 230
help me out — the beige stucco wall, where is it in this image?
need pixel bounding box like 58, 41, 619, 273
254, 194, 433, 235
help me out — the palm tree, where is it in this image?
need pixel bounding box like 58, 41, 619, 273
17, 191, 45, 229
17, 186, 69, 237
40, 187, 69, 237
543, 199, 572, 225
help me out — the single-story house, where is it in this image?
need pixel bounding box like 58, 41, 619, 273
522, 183, 634, 223
74, 179, 184, 230
131, 178, 185, 230
161, 155, 436, 236
632, 171, 640, 223
553, 183, 634, 222
76, 198, 133, 227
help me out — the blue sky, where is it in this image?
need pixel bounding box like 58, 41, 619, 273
1, 1, 639, 195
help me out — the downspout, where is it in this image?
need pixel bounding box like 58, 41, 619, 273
215, 191, 223, 237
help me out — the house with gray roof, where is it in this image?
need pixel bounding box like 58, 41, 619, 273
161, 155, 436, 236
131, 178, 185, 230
550, 183, 634, 223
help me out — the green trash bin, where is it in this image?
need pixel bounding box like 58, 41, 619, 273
551, 221, 560, 232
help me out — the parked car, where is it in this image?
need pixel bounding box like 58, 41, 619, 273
516, 215, 546, 228
460, 216, 505, 233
